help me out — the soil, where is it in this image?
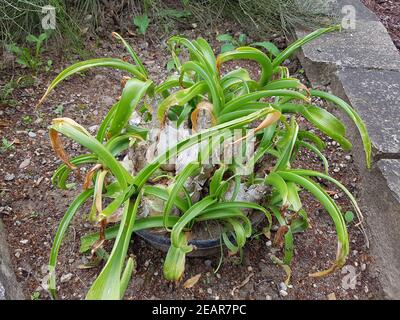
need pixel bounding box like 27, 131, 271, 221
0, 19, 384, 300
362, 0, 400, 50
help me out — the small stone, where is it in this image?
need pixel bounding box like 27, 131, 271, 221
216, 273, 221, 279
279, 290, 288, 297
15, 250, 22, 258
41, 264, 48, 275
4, 173, 15, 181
207, 288, 213, 294
266, 295, 272, 300
19, 158, 31, 169
266, 240, 272, 246
19, 239, 29, 244
153, 271, 158, 276
333, 167, 340, 173
60, 273, 73, 283
144, 260, 150, 268
278, 282, 287, 291
361, 263, 367, 271
88, 125, 99, 133
247, 266, 253, 272
28, 131, 36, 138
204, 259, 212, 267
345, 155, 351, 160
68, 259, 75, 264
327, 293, 336, 300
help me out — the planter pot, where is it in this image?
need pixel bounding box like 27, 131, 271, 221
135, 211, 265, 257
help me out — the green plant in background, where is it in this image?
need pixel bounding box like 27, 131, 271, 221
0, 0, 81, 49
133, 13, 150, 35
186, 0, 338, 36
216, 33, 248, 53
0, 79, 17, 107
6, 33, 49, 72
1, 137, 14, 152
38, 25, 371, 300
217, 33, 281, 57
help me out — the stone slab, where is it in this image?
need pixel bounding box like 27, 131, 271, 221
336, 68, 400, 155
378, 159, 400, 203
0, 219, 24, 299
296, 21, 400, 72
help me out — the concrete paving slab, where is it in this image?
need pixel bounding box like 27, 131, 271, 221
337, 68, 400, 154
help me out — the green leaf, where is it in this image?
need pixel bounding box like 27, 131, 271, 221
112, 32, 148, 77
273, 25, 340, 68
163, 162, 200, 229
221, 43, 235, 53
48, 189, 93, 298
133, 14, 149, 35
38, 58, 146, 106
166, 59, 175, 72
107, 78, 153, 137
86, 192, 142, 300
218, 47, 273, 86
301, 104, 352, 150
238, 34, 247, 45
310, 89, 371, 169
171, 196, 217, 248
344, 211, 354, 224
216, 34, 233, 42
252, 41, 280, 57
277, 171, 349, 275
163, 232, 190, 281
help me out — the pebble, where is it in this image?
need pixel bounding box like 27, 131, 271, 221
60, 273, 73, 283
19, 239, 29, 244
28, 131, 36, 138
247, 266, 253, 272
278, 282, 287, 291
41, 264, 48, 275
361, 263, 367, 271
4, 173, 15, 181
204, 259, 212, 267
345, 155, 351, 160
279, 290, 288, 297
333, 167, 340, 173
207, 288, 213, 295
19, 158, 31, 169
216, 273, 221, 279
327, 293, 336, 300
15, 250, 22, 258
266, 240, 272, 246
266, 295, 272, 300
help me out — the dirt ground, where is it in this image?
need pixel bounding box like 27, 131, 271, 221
362, 0, 400, 50
0, 20, 384, 300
